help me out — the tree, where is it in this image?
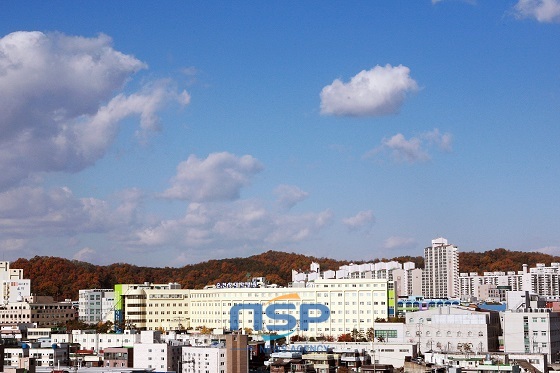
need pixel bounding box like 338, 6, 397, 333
351, 328, 365, 342
197, 325, 212, 335
290, 334, 306, 343
338, 333, 353, 342
366, 327, 375, 342
243, 327, 253, 335
96, 320, 113, 333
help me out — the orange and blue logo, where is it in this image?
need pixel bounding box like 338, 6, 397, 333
230, 293, 330, 341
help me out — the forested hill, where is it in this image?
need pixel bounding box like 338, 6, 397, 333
11, 248, 560, 301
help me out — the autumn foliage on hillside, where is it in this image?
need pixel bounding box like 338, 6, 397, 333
459, 248, 560, 274
11, 251, 350, 300
11, 248, 560, 301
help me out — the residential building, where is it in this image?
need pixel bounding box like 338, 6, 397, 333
52, 329, 140, 353
182, 343, 227, 373
461, 263, 560, 300
0, 296, 76, 327
104, 347, 133, 368
78, 289, 114, 324
3, 343, 68, 368
132, 330, 182, 372
502, 308, 560, 360
292, 261, 421, 298
422, 237, 459, 299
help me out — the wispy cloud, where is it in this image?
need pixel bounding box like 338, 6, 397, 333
274, 184, 309, 209
73, 247, 97, 262
383, 236, 417, 250
320, 64, 418, 117
513, 0, 560, 23
364, 129, 453, 164
342, 210, 375, 232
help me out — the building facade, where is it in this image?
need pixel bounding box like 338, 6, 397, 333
502, 308, 560, 360
422, 237, 459, 299
133, 331, 182, 372
403, 306, 501, 354
182, 344, 227, 373
78, 288, 114, 324
112, 278, 394, 340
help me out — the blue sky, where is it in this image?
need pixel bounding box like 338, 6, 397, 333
0, 1, 558, 267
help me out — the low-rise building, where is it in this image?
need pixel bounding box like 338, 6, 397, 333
132, 331, 181, 372
103, 347, 133, 368
502, 308, 560, 360
403, 305, 501, 354
182, 344, 227, 373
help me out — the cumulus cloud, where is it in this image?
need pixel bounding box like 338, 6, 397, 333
320, 64, 418, 117
126, 200, 333, 252
161, 152, 264, 202
0, 31, 189, 190
342, 210, 375, 231
383, 236, 417, 250
0, 186, 142, 237
364, 128, 452, 163
274, 184, 309, 209
513, 0, 560, 22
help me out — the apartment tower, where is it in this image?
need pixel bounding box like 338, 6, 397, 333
422, 237, 459, 299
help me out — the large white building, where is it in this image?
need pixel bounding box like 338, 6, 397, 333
422, 237, 459, 299
113, 277, 394, 340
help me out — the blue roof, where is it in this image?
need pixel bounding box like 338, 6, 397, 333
478, 303, 506, 311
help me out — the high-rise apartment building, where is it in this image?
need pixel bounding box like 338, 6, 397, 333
422, 237, 459, 299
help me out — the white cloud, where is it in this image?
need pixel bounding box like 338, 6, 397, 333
274, 184, 309, 209
0, 31, 189, 190
320, 64, 418, 117
161, 152, 264, 202
537, 245, 560, 255
364, 128, 452, 163
423, 128, 453, 152
126, 200, 333, 252
342, 210, 375, 231
383, 236, 417, 250
0, 238, 28, 252
73, 247, 96, 262
514, 0, 560, 22
0, 186, 142, 237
